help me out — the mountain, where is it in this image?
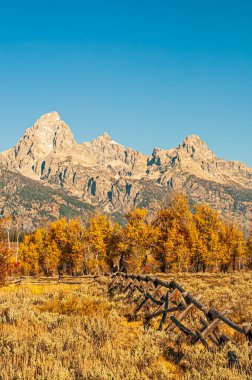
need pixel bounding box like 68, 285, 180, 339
0, 166, 96, 230
1, 112, 252, 230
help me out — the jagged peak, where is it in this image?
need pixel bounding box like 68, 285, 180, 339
6, 112, 76, 160
28, 111, 75, 141
98, 132, 113, 140
92, 132, 121, 145
151, 135, 212, 155
176, 134, 216, 161
32, 111, 69, 131
38, 111, 61, 122
181, 134, 206, 146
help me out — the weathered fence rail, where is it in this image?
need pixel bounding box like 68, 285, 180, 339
107, 272, 252, 351
7, 275, 99, 285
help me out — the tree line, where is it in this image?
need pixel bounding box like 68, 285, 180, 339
1, 194, 252, 277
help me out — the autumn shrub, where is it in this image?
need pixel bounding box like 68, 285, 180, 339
0, 274, 250, 379
182, 342, 251, 380
38, 293, 111, 317
0, 282, 181, 380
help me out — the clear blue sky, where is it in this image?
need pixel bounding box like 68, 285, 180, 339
0, 1, 251, 165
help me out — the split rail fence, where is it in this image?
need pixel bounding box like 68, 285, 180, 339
8, 275, 99, 285
108, 272, 252, 352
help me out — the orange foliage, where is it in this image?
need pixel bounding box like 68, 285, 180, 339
16, 194, 251, 275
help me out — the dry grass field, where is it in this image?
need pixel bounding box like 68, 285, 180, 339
0, 273, 251, 380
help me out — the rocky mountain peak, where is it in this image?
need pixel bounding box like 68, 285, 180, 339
178, 134, 216, 160
92, 132, 120, 145
99, 132, 112, 139
16, 111, 75, 155
182, 134, 203, 146
0, 113, 251, 230
180, 134, 208, 149
32, 111, 75, 140
38, 111, 61, 122
2, 112, 76, 177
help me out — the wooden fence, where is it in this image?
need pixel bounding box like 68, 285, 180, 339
8, 275, 99, 285
107, 272, 252, 351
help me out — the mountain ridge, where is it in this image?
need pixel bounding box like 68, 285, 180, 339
0, 112, 251, 230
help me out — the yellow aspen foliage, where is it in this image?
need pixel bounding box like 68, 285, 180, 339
19, 228, 47, 275
153, 194, 194, 272
41, 240, 61, 276
19, 236, 40, 275
45, 218, 85, 275
16, 195, 251, 275
220, 223, 246, 271
193, 205, 223, 272
123, 208, 157, 272
105, 222, 124, 272
65, 218, 85, 275
85, 214, 114, 273
48, 218, 68, 254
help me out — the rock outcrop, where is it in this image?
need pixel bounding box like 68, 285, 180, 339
147, 134, 252, 188
1, 112, 251, 230
2, 112, 76, 179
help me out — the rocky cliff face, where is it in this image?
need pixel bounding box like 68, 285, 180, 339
147, 135, 252, 188
2, 112, 76, 179
1, 112, 252, 230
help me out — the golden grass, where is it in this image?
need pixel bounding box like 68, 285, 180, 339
159, 271, 252, 324
0, 273, 251, 379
